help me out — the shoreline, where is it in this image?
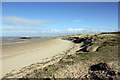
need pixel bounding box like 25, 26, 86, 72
2, 33, 120, 79
2, 37, 52, 60
2, 37, 74, 77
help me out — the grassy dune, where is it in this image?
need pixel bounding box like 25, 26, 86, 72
2, 33, 120, 80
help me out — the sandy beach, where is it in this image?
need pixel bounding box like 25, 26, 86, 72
2, 38, 73, 77
2, 2, 119, 79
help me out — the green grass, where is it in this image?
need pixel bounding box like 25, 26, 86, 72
24, 44, 118, 78
24, 34, 119, 78
3, 33, 119, 79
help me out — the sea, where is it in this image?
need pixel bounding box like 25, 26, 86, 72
0, 37, 44, 41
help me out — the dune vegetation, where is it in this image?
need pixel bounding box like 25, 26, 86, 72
2, 32, 120, 80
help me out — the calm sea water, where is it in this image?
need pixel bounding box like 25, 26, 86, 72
1, 37, 44, 41
1, 37, 20, 41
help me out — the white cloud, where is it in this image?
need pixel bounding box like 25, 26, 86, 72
73, 19, 81, 22
3, 16, 54, 27
36, 28, 84, 34
1, 26, 116, 34
91, 29, 117, 32
2, 27, 117, 37
66, 28, 84, 32
40, 29, 64, 34
4, 28, 116, 34
0, 27, 30, 30
39, 28, 116, 34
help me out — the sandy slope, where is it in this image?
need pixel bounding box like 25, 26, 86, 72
2, 38, 73, 77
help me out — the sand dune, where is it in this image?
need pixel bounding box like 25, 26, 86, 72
2, 38, 73, 77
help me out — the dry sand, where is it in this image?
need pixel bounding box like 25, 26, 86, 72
1, 38, 73, 77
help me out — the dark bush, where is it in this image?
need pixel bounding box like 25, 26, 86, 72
20, 37, 31, 39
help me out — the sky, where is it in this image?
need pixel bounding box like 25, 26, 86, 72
2, 2, 118, 37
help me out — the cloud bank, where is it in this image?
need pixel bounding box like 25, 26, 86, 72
1, 27, 116, 33
0, 27, 30, 30
39, 28, 116, 34
2, 27, 117, 37
3, 16, 54, 27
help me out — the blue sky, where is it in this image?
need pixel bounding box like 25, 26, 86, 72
2, 2, 118, 37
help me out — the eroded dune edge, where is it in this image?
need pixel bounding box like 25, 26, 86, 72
2, 33, 120, 80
